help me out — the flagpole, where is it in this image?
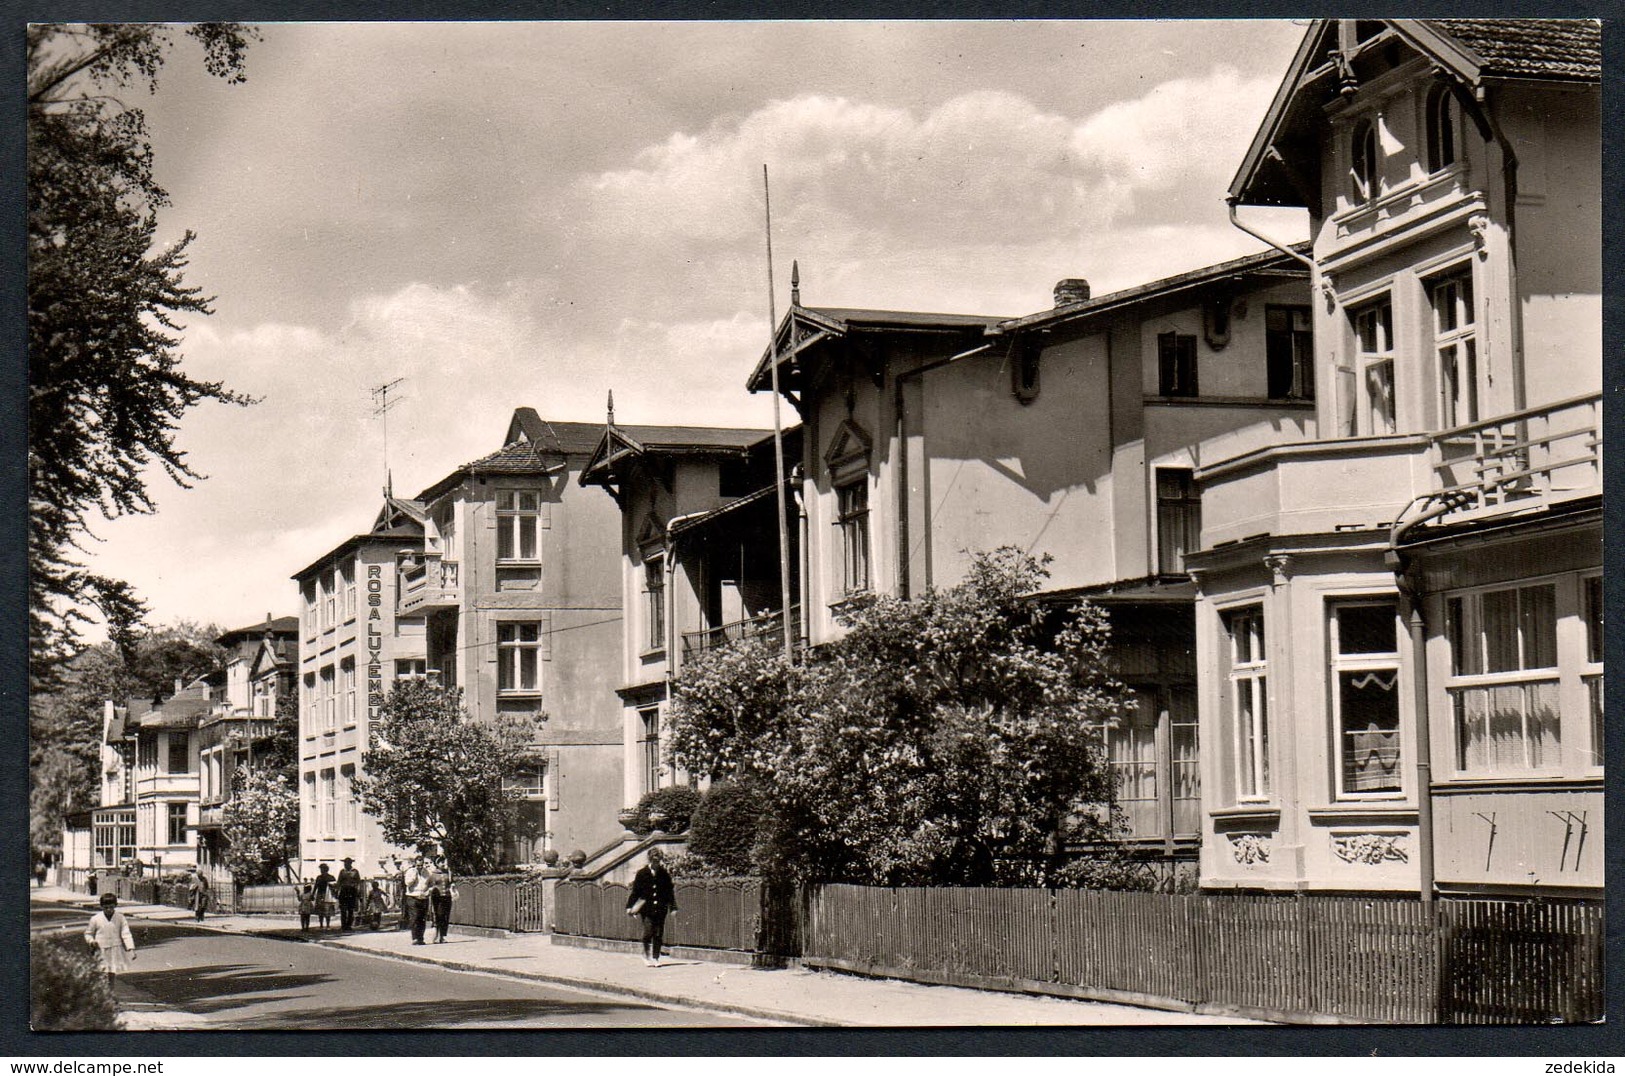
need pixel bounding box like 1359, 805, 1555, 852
763, 165, 796, 661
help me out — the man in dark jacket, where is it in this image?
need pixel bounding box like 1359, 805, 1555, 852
336, 857, 363, 931
625, 848, 677, 966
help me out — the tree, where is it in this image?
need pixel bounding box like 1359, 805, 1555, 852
353, 681, 537, 875
220, 769, 299, 886
670, 548, 1130, 888
218, 686, 301, 885
28, 23, 259, 689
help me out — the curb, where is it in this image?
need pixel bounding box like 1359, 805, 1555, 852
314, 937, 838, 1028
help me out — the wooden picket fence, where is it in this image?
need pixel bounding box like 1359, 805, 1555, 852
552, 879, 777, 953
450, 876, 550, 933
802, 885, 1603, 1025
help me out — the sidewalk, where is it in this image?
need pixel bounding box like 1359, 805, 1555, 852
33, 885, 1263, 1027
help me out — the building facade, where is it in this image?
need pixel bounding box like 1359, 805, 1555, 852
579, 412, 798, 802
404, 409, 629, 862
1189, 18, 1600, 896
292, 497, 428, 877
743, 257, 1316, 868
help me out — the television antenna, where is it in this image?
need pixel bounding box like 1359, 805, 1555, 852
372, 378, 407, 496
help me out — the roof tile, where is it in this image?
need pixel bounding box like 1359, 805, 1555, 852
1429, 18, 1601, 80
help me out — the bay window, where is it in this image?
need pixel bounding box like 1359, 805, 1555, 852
1227, 607, 1270, 800
1448, 583, 1560, 774
1329, 600, 1402, 797
1353, 300, 1396, 435
1432, 272, 1478, 428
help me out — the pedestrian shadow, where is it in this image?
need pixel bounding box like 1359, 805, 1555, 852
121, 962, 335, 1014
209, 995, 675, 1030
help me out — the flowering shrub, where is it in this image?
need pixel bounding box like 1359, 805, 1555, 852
31, 933, 115, 1030
627, 786, 702, 835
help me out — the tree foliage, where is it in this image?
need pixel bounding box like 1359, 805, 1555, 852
220, 768, 299, 886
27, 23, 259, 688
354, 681, 537, 875
670, 548, 1130, 888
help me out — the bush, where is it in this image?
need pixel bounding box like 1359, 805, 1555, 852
31, 933, 116, 1030
627, 786, 702, 835
685, 782, 768, 876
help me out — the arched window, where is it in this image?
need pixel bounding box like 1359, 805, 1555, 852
1350, 119, 1379, 203
1425, 85, 1457, 173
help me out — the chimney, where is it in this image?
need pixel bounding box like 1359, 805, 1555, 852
174, 677, 183, 697
1053, 279, 1091, 308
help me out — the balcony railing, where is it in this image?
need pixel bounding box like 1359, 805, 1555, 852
1396, 392, 1602, 539
682, 605, 801, 660
397, 553, 460, 615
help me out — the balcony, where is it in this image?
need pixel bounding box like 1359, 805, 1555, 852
681, 605, 802, 661
397, 553, 460, 615
1400, 393, 1602, 535
1197, 393, 1602, 552
1197, 435, 1435, 548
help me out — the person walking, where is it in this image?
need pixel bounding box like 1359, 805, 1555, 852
401, 853, 432, 945
84, 893, 137, 986
297, 884, 315, 933
187, 867, 210, 922
625, 848, 677, 966
428, 854, 454, 943
312, 863, 337, 930
335, 857, 362, 931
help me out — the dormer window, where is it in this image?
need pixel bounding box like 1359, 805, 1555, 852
1425, 84, 1457, 173
1350, 119, 1379, 203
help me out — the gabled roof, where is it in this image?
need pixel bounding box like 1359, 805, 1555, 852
217, 616, 298, 650
504, 408, 607, 457
291, 517, 425, 582
131, 684, 215, 731
1232, 19, 1601, 208
415, 437, 570, 504
994, 245, 1310, 335
578, 423, 774, 489
746, 306, 1008, 393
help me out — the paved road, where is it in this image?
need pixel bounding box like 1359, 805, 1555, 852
33, 901, 765, 1030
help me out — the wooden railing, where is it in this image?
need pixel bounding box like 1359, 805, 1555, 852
1425, 393, 1602, 523
552, 878, 788, 953
681, 605, 801, 660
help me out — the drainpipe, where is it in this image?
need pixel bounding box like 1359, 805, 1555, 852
1226, 198, 1314, 269
1388, 548, 1436, 905
791, 464, 808, 648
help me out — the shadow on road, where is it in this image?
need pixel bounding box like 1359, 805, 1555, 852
204, 994, 670, 1030
122, 960, 336, 1014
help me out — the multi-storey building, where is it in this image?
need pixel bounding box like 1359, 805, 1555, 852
403, 408, 629, 861
578, 409, 799, 801
1190, 18, 1600, 896
123, 678, 213, 871
746, 254, 1315, 869
292, 495, 428, 876
196, 616, 298, 886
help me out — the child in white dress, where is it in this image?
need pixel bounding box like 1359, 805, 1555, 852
83, 893, 136, 983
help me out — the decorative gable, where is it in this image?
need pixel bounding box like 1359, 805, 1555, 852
823, 418, 872, 482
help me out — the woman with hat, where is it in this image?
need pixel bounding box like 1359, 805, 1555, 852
335, 856, 363, 931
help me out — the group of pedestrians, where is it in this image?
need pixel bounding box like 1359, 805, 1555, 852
398, 847, 456, 945
300, 857, 385, 932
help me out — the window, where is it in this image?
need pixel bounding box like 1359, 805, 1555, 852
1227, 608, 1269, 800
304, 773, 317, 835
496, 491, 541, 561
342, 563, 357, 621
1157, 332, 1198, 397
320, 768, 336, 836
395, 658, 427, 681
498, 622, 542, 693
1447, 584, 1560, 774
94, 809, 136, 868
1353, 300, 1396, 435
340, 658, 356, 726
137, 733, 157, 769
836, 480, 871, 596
1583, 575, 1603, 768
302, 581, 317, 639
320, 665, 337, 730
1329, 601, 1402, 797
643, 553, 666, 652
340, 764, 358, 833
503, 763, 547, 798
167, 733, 189, 774
321, 570, 336, 631
166, 802, 188, 846
1266, 306, 1314, 400
640, 707, 662, 794
1425, 85, 1457, 173
1095, 688, 1199, 842
1155, 469, 1201, 576
1431, 273, 1478, 428
1350, 118, 1379, 203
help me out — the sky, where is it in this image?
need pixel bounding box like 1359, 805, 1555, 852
74, 19, 1313, 635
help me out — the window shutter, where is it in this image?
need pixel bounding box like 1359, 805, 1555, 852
548, 749, 561, 809
541, 612, 553, 661
541, 499, 552, 530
